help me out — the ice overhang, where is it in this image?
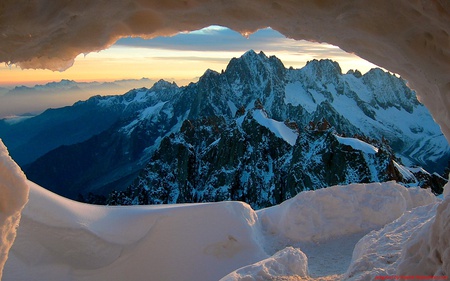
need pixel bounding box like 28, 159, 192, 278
1, 0, 449, 140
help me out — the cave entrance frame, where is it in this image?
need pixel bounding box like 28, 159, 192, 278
1, 0, 449, 155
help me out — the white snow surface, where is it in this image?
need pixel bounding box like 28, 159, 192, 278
0, 140, 29, 280
397, 196, 450, 277
334, 135, 379, 154
393, 160, 417, 182
3, 175, 444, 281
284, 81, 322, 113
0, 142, 447, 280
257, 182, 435, 243
345, 202, 440, 280
5, 181, 268, 281
220, 247, 309, 281
252, 109, 298, 146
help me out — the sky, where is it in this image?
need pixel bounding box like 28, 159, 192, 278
0, 26, 381, 88
0, 26, 382, 117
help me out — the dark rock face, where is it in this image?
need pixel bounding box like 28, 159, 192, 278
107, 108, 444, 209
13, 50, 449, 204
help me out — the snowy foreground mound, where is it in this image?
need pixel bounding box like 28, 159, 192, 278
1, 140, 449, 281
2, 177, 449, 280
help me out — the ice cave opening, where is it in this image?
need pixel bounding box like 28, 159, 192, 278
0, 1, 449, 280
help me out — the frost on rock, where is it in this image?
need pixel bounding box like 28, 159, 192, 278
0, 140, 29, 279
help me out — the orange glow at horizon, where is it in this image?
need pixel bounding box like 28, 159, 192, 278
1, 43, 381, 88
0, 48, 235, 87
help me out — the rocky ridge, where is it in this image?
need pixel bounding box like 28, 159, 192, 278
3, 50, 447, 204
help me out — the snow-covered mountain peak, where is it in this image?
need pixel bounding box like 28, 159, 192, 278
150, 79, 178, 91
360, 68, 419, 112
3, 51, 448, 206
303, 59, 343, 81
225, 49, 285, 81
200, 69, 221, 81
346, 69, 363, 78
241, 49, 266, 59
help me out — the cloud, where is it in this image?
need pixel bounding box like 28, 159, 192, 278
114, 27, 286, 52
113, 27, 341, 55
111, 26, 382, 73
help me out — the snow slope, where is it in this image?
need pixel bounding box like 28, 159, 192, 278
1, 138, 448, 280
4, 181, 268, 281
3, 179, 443, 280
0, 140, 28, 280
334, 135, 378, 154
252, 109, 298, 146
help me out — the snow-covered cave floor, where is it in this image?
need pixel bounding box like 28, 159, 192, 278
3, 180, 448, 281
298, 232, 368, 277
259, 231, 367, 280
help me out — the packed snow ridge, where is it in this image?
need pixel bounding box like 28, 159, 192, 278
334, 135, 378, 154
252, 109, 298, 146
1, 140, 449, 280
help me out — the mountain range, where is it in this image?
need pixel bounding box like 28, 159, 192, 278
0, 77, 155, 118
0, 50, 448, 207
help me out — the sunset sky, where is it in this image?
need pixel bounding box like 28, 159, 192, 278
0, 26, 381, 88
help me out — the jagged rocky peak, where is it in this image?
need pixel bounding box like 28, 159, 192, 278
11, 51, 449, 206
242, 49, 267, 60
224, 49, 286, 80
303, 58, 343, 79
346, 69, 363, 78
198, 69, 220, 82
150, 79, 178, 90
361, 68, 419, 112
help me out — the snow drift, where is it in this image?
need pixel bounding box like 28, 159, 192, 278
4, 181, 268, 281
2, 156, 443, 280
257, 182, 436, 243
0, 140, 28, 280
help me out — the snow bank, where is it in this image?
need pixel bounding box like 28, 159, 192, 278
219, 247, 308, 281
258, 182, 436, 243
396, 196, 450, 277
347, 195, 450, 279
0, 140, 29, 279
345, 202, 439, 280
443, 177, 450, 199
4, 181, 267, 281
1, 176, 443, 280
252, 109, 298, 146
